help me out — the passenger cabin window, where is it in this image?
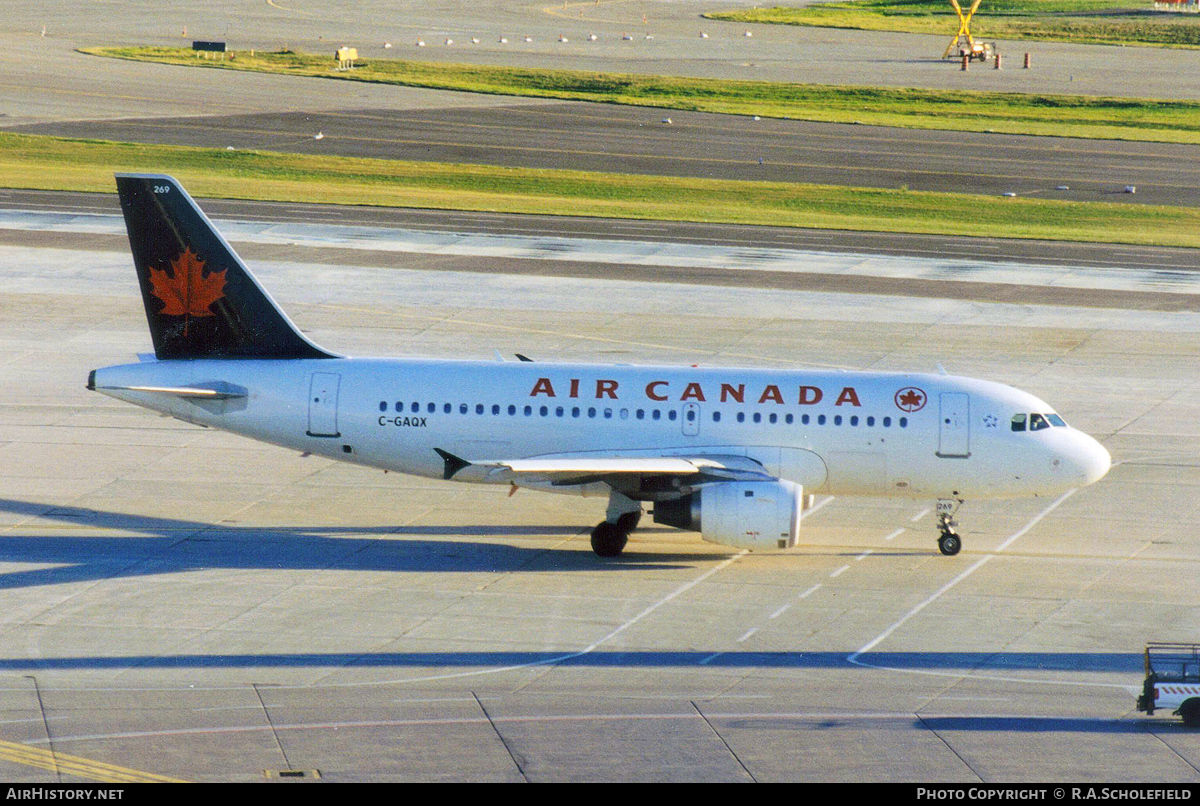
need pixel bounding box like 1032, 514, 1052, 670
1030, 413, 1051, 431
1011, 413, 1027, 432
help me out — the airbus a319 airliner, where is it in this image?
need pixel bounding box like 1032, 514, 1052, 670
89, 175, 1111, 557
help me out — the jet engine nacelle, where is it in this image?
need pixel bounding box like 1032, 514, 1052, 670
653, 480, 802, 550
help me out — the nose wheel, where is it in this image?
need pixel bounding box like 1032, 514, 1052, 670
936, 499, 963, 556
937, 530, 962, 556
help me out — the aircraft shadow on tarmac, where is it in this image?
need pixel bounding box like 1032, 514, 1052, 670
0, 649, 1143, 681
0, 497, 728, 586
719, 715, 1175, 734
0, 498, 932, 588
913, 716, 1178, 734
0, 498, 1147, 684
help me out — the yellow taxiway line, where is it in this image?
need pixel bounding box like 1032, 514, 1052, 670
0, 740, 186, 784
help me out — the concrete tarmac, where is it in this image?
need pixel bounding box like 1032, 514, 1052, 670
11, 105, 1199, 206
6, 0, 1200, 111
3, 0, 1200, 785
2, 211, 1200, 782
6, 188, 1199, 271
4, 1, 1200, 208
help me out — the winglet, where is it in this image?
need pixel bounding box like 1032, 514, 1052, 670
434, 448, 471, 480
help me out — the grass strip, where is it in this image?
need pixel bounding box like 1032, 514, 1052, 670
706, 1, 1200, 49
2, 131, 1200, 247
81, 46, 1200, 145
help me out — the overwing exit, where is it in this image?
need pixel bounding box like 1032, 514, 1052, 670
90, 175, 1111, 557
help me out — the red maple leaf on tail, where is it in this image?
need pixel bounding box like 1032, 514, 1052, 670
148, 248, 226, 335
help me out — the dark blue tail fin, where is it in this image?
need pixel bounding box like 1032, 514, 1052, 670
115, 174, 335, 360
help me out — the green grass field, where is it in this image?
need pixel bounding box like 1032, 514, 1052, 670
80, 46, 1200, 144
706, 1, 1200, 48
3, 131, 1200, 248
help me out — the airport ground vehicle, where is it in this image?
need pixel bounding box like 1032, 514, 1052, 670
959, 41, 995, 62
1137, 643, 1200, 726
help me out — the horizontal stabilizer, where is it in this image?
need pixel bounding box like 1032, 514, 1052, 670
93, 383, 247, 400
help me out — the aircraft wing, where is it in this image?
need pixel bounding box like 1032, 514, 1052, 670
434, 449, 773, 488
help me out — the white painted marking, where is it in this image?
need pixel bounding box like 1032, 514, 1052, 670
699, 652, 723, 665
856, 550, 873, 561
884, 529, 905, 541
770, 582, 823, 619
910, 508, 930, 522
737, 628, 758, 643
805, 496, 836, 515
331, 550, 750, 687
830, 564, 850, 578
849, 490, 1077, 663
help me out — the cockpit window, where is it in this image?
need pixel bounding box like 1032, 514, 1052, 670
1011, 413, 1027, 432
1029, 413, 1050, 431
1047, 413, 1066, 427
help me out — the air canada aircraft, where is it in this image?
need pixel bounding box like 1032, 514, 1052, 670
89, 175, 1111, 557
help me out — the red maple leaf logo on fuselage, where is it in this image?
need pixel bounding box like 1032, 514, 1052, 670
895, 387, 927, 412
148, 248, 226, 335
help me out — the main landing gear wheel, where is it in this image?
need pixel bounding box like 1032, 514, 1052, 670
615, 510, 641, 533
590, 521, 629, 557
938, 532, 962, 556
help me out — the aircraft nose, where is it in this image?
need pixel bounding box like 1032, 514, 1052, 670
1072, 432, 1111, 486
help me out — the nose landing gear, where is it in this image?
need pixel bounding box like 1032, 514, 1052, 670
936, 498, 963, 556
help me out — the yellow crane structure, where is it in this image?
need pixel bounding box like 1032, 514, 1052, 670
943, 0, 994, 60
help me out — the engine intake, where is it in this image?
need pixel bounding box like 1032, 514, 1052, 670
654, 480, 802, 550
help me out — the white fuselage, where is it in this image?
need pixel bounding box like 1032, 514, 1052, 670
92, 357, 1111, 501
